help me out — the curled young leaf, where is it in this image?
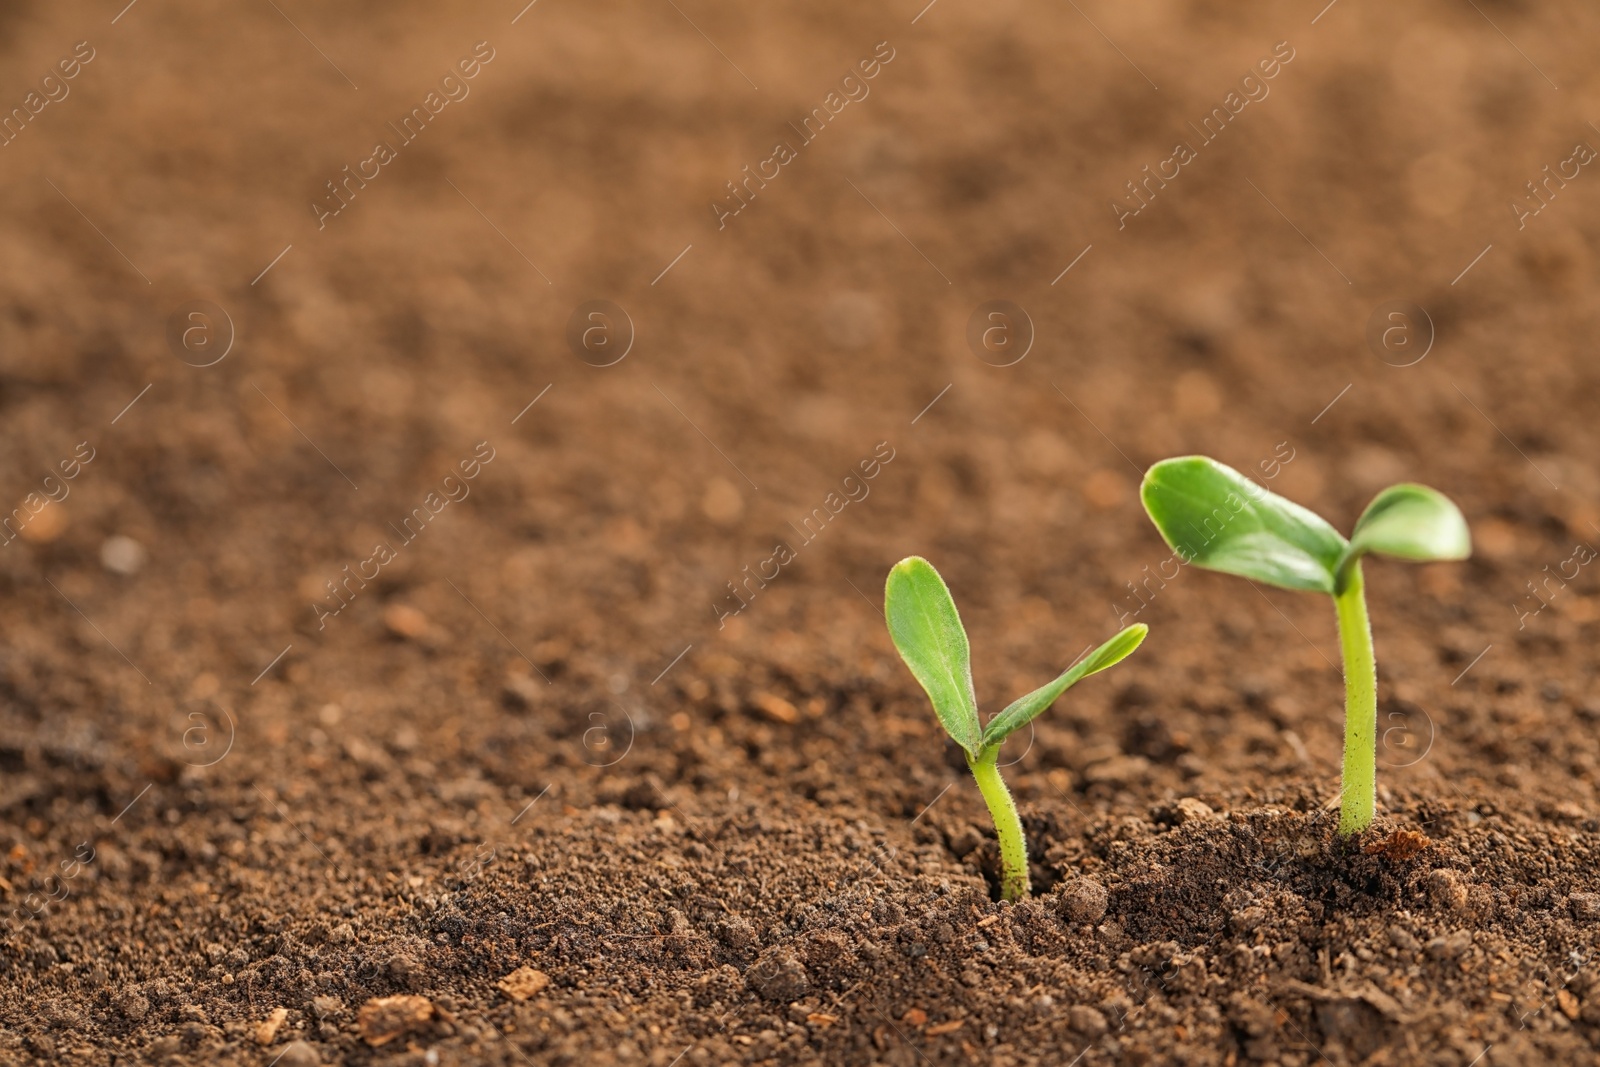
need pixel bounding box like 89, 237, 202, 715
980, 623, 1148, 747
884, 557, 982, 756
1141, 456, 1346, 594
1339, 483, 1471, 587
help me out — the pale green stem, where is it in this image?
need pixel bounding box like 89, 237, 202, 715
968, 747, 1029, 900
1334, 562, 1378, 835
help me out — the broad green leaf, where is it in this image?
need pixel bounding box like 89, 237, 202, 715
884, 557, 982, 755
1343, 483, 1471, 572
981, 623, 1147, 747
1141, 456, 1347, 595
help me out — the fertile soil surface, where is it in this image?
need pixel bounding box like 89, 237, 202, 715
3, 1, 1600, 1064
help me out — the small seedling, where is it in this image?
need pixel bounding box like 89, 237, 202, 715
1139, 456, 1470, 836
885, 556, 1147, 900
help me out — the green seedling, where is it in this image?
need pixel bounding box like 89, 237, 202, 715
1139, 456, 1470, 836
884, 556, 1147, 901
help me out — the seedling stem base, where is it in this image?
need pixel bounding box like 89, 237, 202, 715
1335, 562, 1377, 835
968, 747, 1029, 900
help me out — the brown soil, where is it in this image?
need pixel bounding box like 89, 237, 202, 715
2, 0, 1599, 1064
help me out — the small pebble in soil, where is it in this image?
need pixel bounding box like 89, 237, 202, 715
1388, 926, 1421, 952
1570, 893, 1600, 921
1058, 878, 1109, 924
1425, 869, 1470, 913
146, 1035, 181, 1060
701, 478, 744, 525
1068, 1005, 1108, 1037
253, 1006, 289, 1045
949, 826, 984, 858
388, 954, 424, 984
502, 671, 542, 710
19, 502, 65, 544
745, 947, 810, 1002
113, 991, 150, 1021
273, 1040, 321, 1067
1425, 930, 1473, 960
383, 604, 430, 640
496, 966, 550, 1002
1162, 797, 1216, 825
100, 535, 147, 575
801, 929, 850, 969
716, 916, 757, 952
310, 996, 343, 1020
751, 691, 800, 725
1364, 828, 1431, 862
357, 994, 436, 1047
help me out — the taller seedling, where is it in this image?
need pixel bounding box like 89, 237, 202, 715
885, 556, 1147, 900
1140, 456, 1470, 835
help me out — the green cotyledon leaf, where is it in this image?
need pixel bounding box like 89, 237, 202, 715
1141, 456, 1347, 595
980, 623, 1148, 747
1340, 483, 1471, 587
884, 556, 982, 756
